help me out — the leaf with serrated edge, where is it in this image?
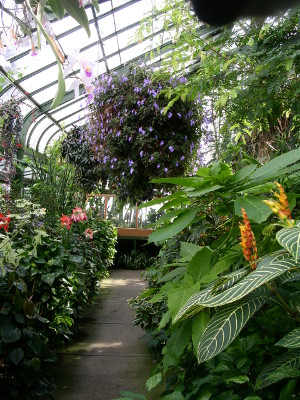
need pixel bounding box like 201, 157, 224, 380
255, 350, 300, 389
276, 328, 300, 349
277, 227, 300, 263
197, 292, 266, 363
175, 253, 295, 322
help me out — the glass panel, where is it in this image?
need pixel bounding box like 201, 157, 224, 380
117, 27, 137, 48
114, 2, 152, 31
107, 54, 122, 70
103, 37, 119, 56
98, 14, 116, 37
99, 1, 114, 15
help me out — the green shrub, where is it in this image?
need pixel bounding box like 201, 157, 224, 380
0, 200, 117, 398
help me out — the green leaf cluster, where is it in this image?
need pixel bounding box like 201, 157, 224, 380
130, 149, 300, 399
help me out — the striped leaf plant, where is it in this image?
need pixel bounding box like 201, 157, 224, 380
140, 149, 300, 394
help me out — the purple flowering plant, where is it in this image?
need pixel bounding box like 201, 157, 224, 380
83, 65, 200, 204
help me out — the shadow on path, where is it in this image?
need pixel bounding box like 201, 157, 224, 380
51, 269, 159, 400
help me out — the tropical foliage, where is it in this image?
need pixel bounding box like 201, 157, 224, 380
130, 149, 300, 399
0, 198, 117, 398
138, 3, 300, 163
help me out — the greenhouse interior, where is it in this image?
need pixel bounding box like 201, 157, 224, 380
0, 0, 300, 399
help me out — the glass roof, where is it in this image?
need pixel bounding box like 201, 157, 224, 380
0, 0, 213, 153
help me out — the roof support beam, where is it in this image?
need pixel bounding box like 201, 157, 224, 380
92, 5, 110, 74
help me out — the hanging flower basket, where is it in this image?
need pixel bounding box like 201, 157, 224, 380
82, 66, 201, 204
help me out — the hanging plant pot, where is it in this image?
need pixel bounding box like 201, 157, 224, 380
82, 65, 201, 204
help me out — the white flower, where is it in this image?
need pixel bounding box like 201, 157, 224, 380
64, 50, 96, 98
0, 55, 10, 68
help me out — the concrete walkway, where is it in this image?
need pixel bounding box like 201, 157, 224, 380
51, 269, 158, 400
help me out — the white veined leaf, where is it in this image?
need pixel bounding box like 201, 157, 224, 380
276, 226, 300, 263
197, 291, 266, 363
255, 350, 300, 390
174, 269, 248, 322
276, 328, 300, 349
174, 253, 295, 322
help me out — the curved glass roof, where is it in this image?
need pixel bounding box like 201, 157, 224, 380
0, 0, 214, 153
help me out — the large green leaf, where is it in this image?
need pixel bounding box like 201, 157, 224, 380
180, 242, 203, 259
211, 250, 241, 275
159, 196, 189, 211
242, 182, 275, 195
174, 269, 247, 322
276, 226, 300, 263
192, 311, 210, 356
48, 0, 65, 19
188, 247, 213, 282
10, 348, 24, 366
146, 373, 162, 391
197, 292, 266, 363
168, 282, 201, 320
175, 253, 295, 322
1, 324, 21, 343
186, 185, 223, 198
255, 350, 300, 389
148, 208, 197, 243
139, 191, 185, 209
163, 320, 192, 371
60, 0, 91, 37
151, 176, 207, 187
249, 149, 300, 182
276, 328, 300, 349
234, 196, 273, 223
230, 164, 257, 183
51, 62, 66, 109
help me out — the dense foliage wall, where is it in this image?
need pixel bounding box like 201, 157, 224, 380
0, 200, 117, 399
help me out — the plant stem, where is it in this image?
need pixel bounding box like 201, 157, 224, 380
265, 281, 300, 323
219, 210, 235, 249
0, 4, 32, 36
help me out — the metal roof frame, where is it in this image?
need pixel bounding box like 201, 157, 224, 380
0, 0, 217, 154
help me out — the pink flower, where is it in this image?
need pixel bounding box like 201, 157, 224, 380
71, 207, 87, 222
84, 228, 93, 240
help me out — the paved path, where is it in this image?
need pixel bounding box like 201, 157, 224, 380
51, 269, 158, 400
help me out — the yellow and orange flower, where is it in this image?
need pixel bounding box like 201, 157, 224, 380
263, 182, 293, 224
239, 208, 257, 270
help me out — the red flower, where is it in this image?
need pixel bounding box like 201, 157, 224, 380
71, 207, 87, 222
16, 143, 23, 148
60, 214, 72, 230
0, 212, 11, 233
0, 157, 5, 161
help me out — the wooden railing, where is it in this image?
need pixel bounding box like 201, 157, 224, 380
87, 194, 153, 239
